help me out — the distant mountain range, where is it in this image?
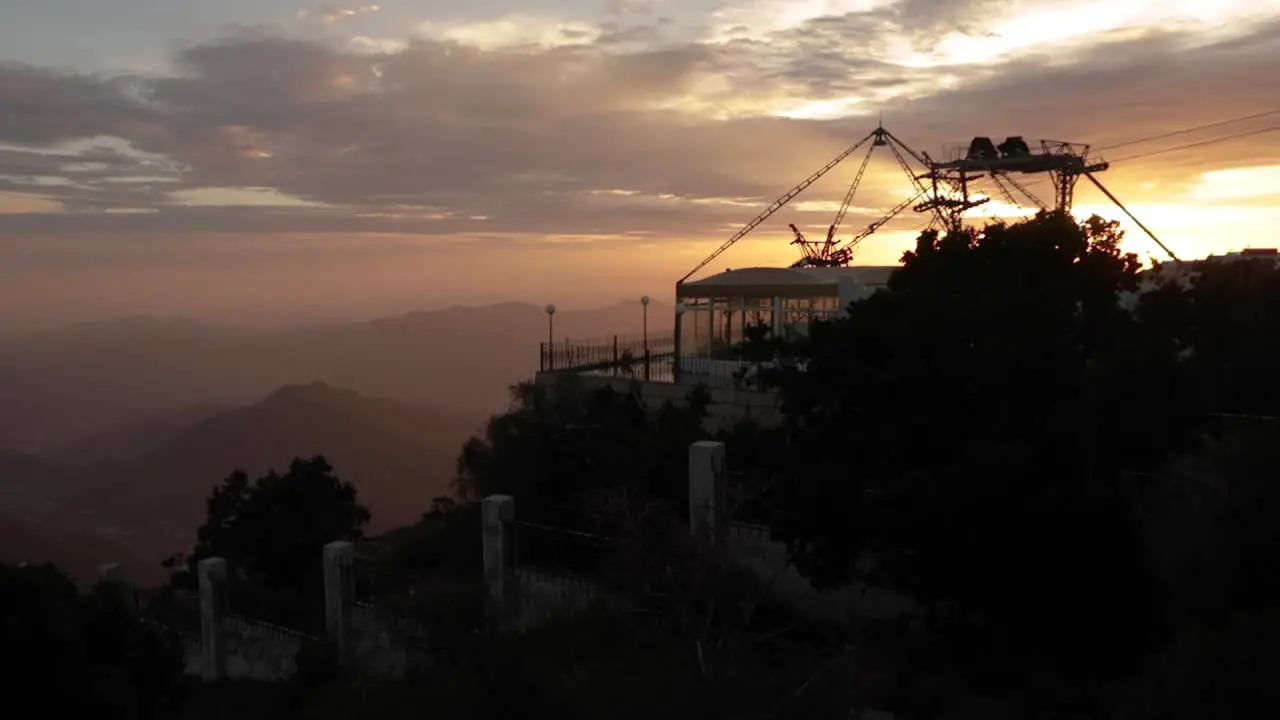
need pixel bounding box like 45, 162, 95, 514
0, 300, 666, 453
0, 382, 485, 586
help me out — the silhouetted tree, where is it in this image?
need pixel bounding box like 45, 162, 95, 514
1164, 256, 1280, 417
1121, 422, 1280, 718
762, 212, 1182, 679
455, 380, 712, 526
167, 455, 369, 627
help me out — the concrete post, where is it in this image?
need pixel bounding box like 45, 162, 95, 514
482, 494, 517, 629
323, 541, 355, 659
97, 562, 136, 612
689, 441, 726, 546
197, 557, 228, 681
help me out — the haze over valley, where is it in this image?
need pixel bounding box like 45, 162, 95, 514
0, 299, 663, 583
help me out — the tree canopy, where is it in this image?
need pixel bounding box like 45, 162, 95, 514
455, 380, 713, 526
757, 212, 1195, 665
123, 210, 1280, 718
167, 455, 370, 627
436, 211, 1280, 715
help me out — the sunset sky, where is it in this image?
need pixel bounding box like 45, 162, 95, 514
2, 0, 1278, 329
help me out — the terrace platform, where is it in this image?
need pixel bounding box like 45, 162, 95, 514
535, 265, 896, 430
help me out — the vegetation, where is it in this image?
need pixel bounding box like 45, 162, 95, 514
0, 562, 187, 718
455, 379, 714, 526
444, 211, 1280, 716
8, 211, 1280, 717
164, 455, 370, 629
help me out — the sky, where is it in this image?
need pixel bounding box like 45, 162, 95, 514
2, 0, 1279, 329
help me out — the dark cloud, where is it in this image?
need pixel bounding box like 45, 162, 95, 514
882, 25, 1280, 177
0, 63, 161, 146
0, 10, 1277, 239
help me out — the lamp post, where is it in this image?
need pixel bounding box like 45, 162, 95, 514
640, 295, 651, 381
640, 295, 650, 353
673, 302, 686, 384
545, 303, 556, 370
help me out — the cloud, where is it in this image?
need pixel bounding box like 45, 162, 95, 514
0, 2, 1278, 249
417, 15, 605, 50
1187, 165, 1280, 201
296, 4, 381, 24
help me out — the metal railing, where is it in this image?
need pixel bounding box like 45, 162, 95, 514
225, 575, 328, 638
136, 587, 201, 640
540, 332, 676, 377
351, 557, 486, 642
511, 519, 614, 578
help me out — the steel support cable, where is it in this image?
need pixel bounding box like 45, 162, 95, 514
679, 131, 876, 283
1107, 125, 1280, 164
831, 143, 878, 236
1095, 109, 1280, 151
987, 174, 1022, 216
834, 187, 930, 254
995, 172, 1047, 211
883, 138, 951, 230
1083, 173, 1180, 263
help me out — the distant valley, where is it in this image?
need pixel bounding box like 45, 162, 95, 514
0, 300, 664, 453
0, 382, 483, 585
0, 299, 665, 585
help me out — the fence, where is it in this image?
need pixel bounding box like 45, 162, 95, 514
350, 557, 485, 665
540, 332, 676, 378
226, 573, 328, 639
95, 544, 485, 682
476, 441, 785, 631
96, 440, 906, 684
136, 585, 202, 639
511, 519, 614, 579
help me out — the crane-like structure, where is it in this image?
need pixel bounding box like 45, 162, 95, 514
923, 136, 1180, 262
679, 125, 940, 282
678, 126, 1180, 285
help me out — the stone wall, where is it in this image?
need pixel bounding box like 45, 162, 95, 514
99, 550, 451, 683
516, 567, 604, 630
96, 434, 915, 691
535, 371, 784, 431
727, 523, 919, 623
179, 633, 205, 678
219, 616, 311, 680
481, 442, 920, 631
349, 603, 415, 678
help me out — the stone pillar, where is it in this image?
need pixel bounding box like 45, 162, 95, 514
323, 541, 355, 659
197, 557, 228, 681
97, 562, 136, 612
689, 441, 726, 546
482, 494, 517, 629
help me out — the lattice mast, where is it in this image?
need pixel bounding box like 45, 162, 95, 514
926, 135, 1178, 261
679, 125, 937, 282
678, 125, 1180, 286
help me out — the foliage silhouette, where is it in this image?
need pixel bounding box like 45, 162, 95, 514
0, 562, 186, 719
166, 455, 369, 629
456, 379, 712, 526
759, 212, 1179, 673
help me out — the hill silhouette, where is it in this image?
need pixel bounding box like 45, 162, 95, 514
9, 382, 483, 584
0, 300, 666, 453
48, 403, 232, 466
